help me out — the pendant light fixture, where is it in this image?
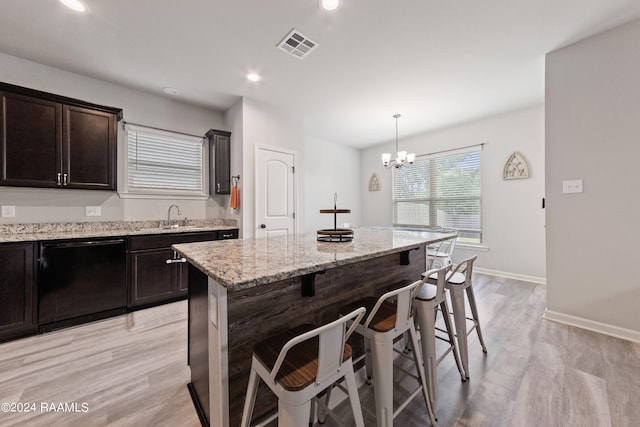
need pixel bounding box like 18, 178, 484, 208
382, 114, 415, 169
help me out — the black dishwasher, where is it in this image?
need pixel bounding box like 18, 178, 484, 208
39, 237, 127, 330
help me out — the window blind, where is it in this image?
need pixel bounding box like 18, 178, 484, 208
127, 127, 204, 192
393, 148, 482, 243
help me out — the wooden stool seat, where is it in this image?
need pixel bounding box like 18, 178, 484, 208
253, 325, 352, 392
340, 297, 397, 333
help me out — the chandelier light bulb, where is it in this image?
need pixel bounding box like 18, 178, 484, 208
381, 114, 415, 170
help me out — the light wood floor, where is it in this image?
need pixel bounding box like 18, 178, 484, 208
1, 274, 639, 427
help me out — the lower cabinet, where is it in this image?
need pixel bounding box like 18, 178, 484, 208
0, 242, 37, 342
128, 231, 236, 308
0, 229, 238, 341
129, 247, 183, 307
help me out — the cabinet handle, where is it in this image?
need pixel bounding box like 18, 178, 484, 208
216, 183, 220, 192
57, 173, 62, 186
221, 233, 233, 238
166, 257, 187, 264
62, 173, 68, 186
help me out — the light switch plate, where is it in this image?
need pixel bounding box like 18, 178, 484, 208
1, 205, 16, 217
562, 179, 583, 194
85, 206, 102, 216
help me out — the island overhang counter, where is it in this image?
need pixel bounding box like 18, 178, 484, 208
173, 227, 456, 427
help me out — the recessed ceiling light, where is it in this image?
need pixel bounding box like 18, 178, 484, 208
162, 87, 180, 96
246, 73, 261, 82
60, 0, 86, 12
320, 0, 341, 12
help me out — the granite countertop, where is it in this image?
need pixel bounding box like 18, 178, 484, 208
0, 219, 238, 243
173, 227, 456, 290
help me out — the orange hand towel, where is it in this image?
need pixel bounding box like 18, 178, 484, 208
230, 185, 239, 209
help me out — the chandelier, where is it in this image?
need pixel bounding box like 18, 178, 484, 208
381, 114, 415, 169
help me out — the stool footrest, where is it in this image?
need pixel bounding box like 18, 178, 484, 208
394, 386, 425, 419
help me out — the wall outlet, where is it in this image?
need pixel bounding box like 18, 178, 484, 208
562, 179, 583, 194
85, 206, 102, 217
1, 205, 16, 218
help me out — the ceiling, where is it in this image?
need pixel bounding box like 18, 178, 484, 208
2, 0, 640, 148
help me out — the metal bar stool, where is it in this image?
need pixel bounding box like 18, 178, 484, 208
426, 236, 456, 270
339, 281, 437, 426
414, 264, 466, 412
240, 307, 366, 427
423, 255, 487, 379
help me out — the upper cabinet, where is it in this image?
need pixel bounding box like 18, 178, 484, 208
0, 82, 121, 191
207, 129, 231, 195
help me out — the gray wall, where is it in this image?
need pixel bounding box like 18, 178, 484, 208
304, 136, 362, 233
546, 18, 640, 339
361, 105, 546, 281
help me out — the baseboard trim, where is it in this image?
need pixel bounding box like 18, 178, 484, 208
474, 267, 546, 285
543, 309, 640, 343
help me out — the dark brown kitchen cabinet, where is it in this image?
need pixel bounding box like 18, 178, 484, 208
128, 231, 219, 308
0, 243, 37, 342
63, 105, 117, 190
207, 129, 232, 195
129, 247, 182, 307
0, 82, 121, 190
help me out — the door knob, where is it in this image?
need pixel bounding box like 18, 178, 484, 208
260, 224, 266, 229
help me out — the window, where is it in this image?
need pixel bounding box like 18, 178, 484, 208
392, 148, 482, 244
125, 125, 205, 197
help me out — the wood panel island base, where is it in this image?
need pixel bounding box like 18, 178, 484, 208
174, 228, 456, 427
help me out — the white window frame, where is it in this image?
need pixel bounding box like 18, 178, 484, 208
119, 124, 208, 200
392, 146, 482, 244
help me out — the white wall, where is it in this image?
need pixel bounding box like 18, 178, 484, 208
361, 105, 546, 281
0, 52, 229, 224
217, 98, 244, 231
546, 18, 640, 339
240, 98, 306, 238
304, 136, 362, 233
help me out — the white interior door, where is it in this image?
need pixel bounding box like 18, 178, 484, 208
256, 147, 295, 238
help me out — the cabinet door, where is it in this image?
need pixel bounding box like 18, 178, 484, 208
207, 130, 231, 195
177, 258, 189, 295
129, 248, 179, 307
0, 243, 37, 342
64, 105, 117, 190
0, 92, 62, 187
215, 134, 231, 194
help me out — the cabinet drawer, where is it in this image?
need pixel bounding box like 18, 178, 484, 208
128, 231, 217, 251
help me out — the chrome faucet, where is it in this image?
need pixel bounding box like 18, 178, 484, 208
167, 204, 181, 228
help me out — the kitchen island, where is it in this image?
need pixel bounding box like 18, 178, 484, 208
173, 227, 456, 427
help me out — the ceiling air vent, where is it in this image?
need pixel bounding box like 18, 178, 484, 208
277, 29, 318, 59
